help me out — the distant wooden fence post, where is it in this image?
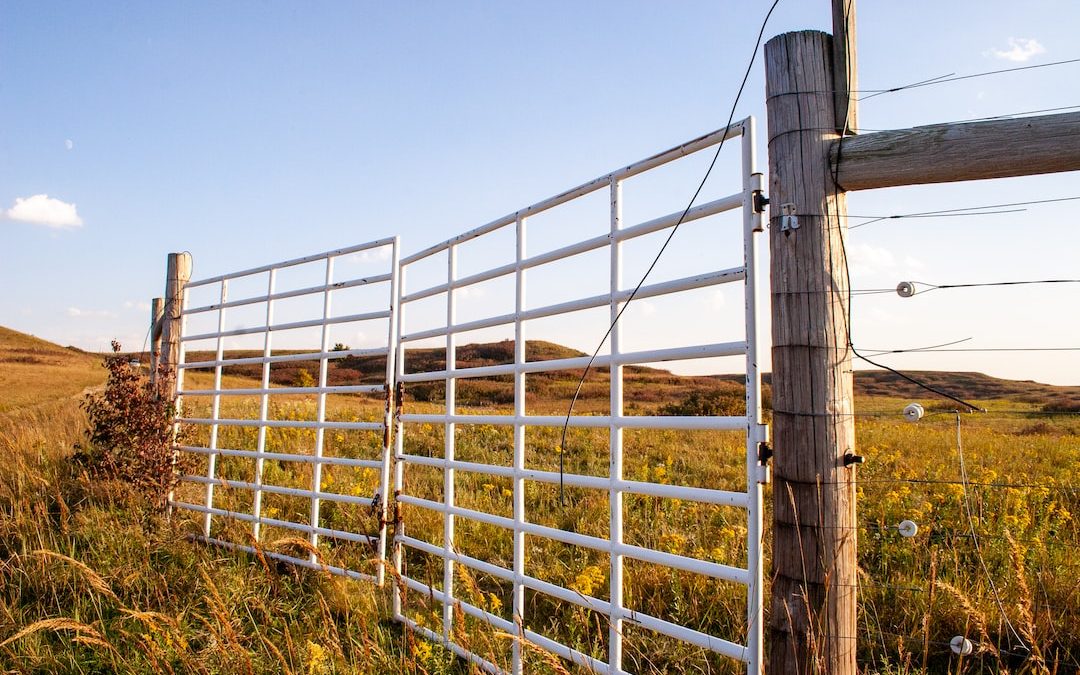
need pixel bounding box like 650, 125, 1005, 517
149, 297, 165, 385
765, 30, 858, 675
159, 253, 192, 394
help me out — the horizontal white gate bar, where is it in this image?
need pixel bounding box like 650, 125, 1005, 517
392, 117, 767, 674
167, 120, 767, 674
170, 237, 400, 586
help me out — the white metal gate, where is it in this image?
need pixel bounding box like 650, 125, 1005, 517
392, 118, 767, 674
170, 238, 400, 584
168, 118, 767, 674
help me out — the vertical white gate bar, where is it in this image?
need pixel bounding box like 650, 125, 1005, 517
252, 269, 277, 541
377, 238, 402, 586
392, 261, 408, 619
390, 119, 765, 672
203, 279, 229, 536
171, 238, 398, 583
511, 214, 527, 675
443, 244, 458, 644
168, 124, 765, 673
607, 176, 625, 672
742, 117, 766, 675
309, 257, 335, 561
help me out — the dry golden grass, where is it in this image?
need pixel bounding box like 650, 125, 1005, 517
1, 326, 1078, 673
0, 326, 105, 413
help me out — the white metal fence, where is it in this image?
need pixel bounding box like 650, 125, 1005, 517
391, 118, 767, 674
168, 118, 767, 674
170, 238, 400, 584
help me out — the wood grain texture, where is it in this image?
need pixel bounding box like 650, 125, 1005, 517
765, 31, 858, 675
150, 297, 165, 385
159, 253, 191, 390
832, 111, 1080, 191
831, 0, 858, 134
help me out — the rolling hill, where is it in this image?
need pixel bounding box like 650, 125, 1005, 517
0, 326, 106, 413
2, 325, 1078, 414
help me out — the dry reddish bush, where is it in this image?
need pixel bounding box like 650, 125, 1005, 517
74, 341, 190, 511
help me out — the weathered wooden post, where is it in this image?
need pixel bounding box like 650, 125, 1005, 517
765, 30, 858, 674
161, 252, 191, 515
159, 253, 192, 391
149, 297, 165, 385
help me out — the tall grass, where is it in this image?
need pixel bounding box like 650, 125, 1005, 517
0, 396, 468, 674
2, 372, 1078, 672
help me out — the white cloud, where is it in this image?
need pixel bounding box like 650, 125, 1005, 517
4, 194, 84, 229
65, 139, 74, 151
847, 242, 896, 277
711, 289, 727, 309
67, 307, 117, 319
902, 255, 925, 271
988, 37, 1046, 62
348, 245, 393, 264
635, 300, 657, 317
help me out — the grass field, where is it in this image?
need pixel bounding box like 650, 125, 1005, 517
1, 327, 1078, 673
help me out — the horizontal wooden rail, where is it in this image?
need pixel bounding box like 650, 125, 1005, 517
831, 111, 1080, 191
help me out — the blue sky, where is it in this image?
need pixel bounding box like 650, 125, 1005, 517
3, 1, 1078, 385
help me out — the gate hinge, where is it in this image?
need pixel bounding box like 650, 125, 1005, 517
752, 190, 769, 214
756, 441, 773, 484
779, 203, 799, 233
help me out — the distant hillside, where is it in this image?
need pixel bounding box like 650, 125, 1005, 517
4, 327, 1075, 414
183, 337, 1080, 412
0, 327, 105, 412
851, 369, 1080, 411
183, 340, 744, 409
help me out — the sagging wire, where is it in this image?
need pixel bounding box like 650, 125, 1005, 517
555, 0, 783, 506
859, 345, 1080, 356
763, 57, 1080, 102
897, 278, 1080, 296
828, 84, 987, 412
954, 412, 1029, 652
849, 195, 1080, 230
856, 57, 1080, 101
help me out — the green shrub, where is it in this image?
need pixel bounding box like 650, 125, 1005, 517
659, 389, 745, 417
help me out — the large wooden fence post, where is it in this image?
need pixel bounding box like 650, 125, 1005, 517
159, 253, 192, 393
161, 252, 191, 515
765, 31, 857, 674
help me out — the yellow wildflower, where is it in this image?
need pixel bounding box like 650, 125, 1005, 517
304, 640, 329, 675
570, 565, 606, 597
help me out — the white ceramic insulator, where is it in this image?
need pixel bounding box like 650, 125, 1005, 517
903, 403, 925, 422
896, 281, 916, 298
898, 520, 918, 538
950, 636, 974, 656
